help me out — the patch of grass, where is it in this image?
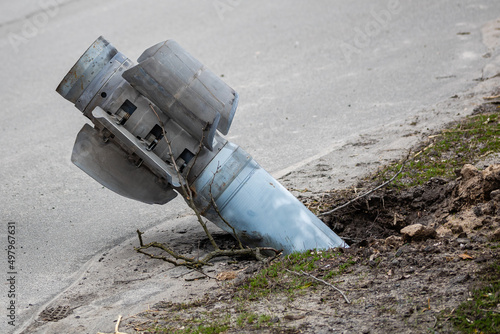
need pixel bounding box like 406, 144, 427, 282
449, 258, 500, 334
138, 306, 231, 334
146, 319, 230, 334
238, 249, 353, 300
143, 250, 350, 333
236, 312, 274, 329
324, 258, 356, 279
376, 108, 500, 188
175, 323, 229, 334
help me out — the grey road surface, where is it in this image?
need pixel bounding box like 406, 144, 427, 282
0, 0, 499, 332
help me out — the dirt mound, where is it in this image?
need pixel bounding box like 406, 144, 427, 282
122, 164, 500, 333
317, 164, 500, 246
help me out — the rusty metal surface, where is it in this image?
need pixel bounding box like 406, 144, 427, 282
56, 36, 117, 104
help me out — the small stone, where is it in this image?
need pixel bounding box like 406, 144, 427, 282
244, 265, 259, 274
400, 224, 437, 241
451, 273, 470, 284
405, 267, 415, 274
423, 245, 437, 253
455, 238, 470, 244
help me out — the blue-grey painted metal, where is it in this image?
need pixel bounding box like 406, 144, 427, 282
56, 36, 348, 255
56, 36, 118, 104
122, 40, 239, 150
91, 107, 181, 187
192, 142, 348, 253
71, 124, 177, 205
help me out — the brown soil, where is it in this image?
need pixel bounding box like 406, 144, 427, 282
122, 163, 500, 334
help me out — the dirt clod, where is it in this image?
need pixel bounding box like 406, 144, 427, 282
400, 223, 437, 241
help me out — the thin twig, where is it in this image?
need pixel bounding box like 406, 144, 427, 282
319, 151, 410, 216
185, 123, 207, 180
413, 143, 434, 158
115, 315, 123, 333
97, 314, 129, 334
136, 229, 280, 268
171, 269, 195, 279
285, 269, 350, 304
193, 268, 218, 281
114, 276, 152, 284
149, 104, 219, 251
136, 104, 282, 268
136, 230, 204, 268
483, 94, 500, 100
209, 164, 245, 249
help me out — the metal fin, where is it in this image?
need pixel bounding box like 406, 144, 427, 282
71, 124, 177, 205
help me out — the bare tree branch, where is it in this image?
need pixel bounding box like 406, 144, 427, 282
319, 151, 410, 216
149, 103, 219, 251
208, 164, 245, 250
285, 268, 350, 304
133, 104, 281, 268
136, 229, 280, 268
97, 314, 129, 334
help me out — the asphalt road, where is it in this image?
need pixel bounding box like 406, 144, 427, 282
0, 0, 499, 332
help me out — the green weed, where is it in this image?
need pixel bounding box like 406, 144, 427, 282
376, 110, 500, 188
238, 249, 352, 301
449, 259, 500, 333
